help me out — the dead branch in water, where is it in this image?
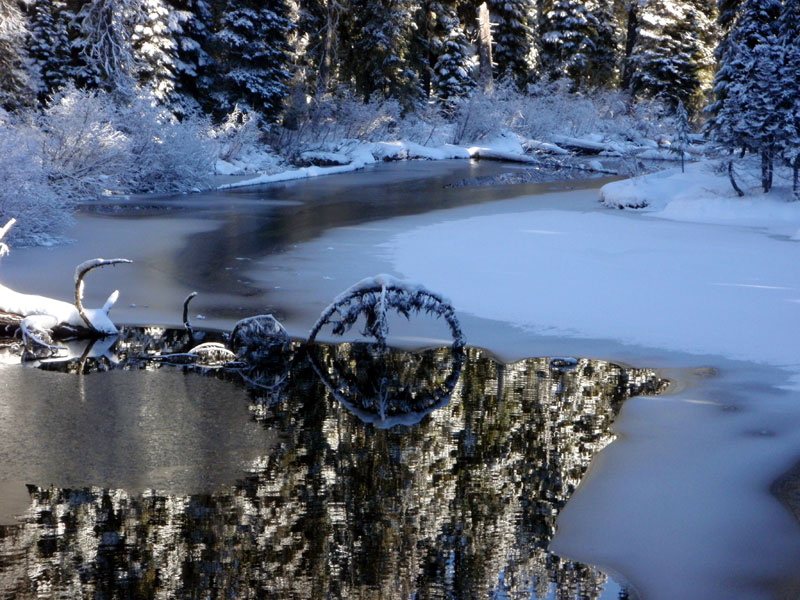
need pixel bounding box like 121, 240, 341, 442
74, 258, 132, 332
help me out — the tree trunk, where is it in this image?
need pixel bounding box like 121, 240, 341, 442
761, 149, 773, 193
729, 160, 744, 197
621, 3, 639, 90
793, 156, 799, 200
476, 3, 493, 91
315, 0, 338, 95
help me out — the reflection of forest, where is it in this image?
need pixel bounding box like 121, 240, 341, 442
0, 345, 664, 600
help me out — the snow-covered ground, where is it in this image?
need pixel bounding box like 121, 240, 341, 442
384, 161, 800, 368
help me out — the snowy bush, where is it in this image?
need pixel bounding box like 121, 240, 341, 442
40, 85, 130, 200
40, 85, 214, 198
209, 106, 264, 163
120, 94, 215, 193
272, 89, 404, 154
0, 115, 73, 246
451, 85, 522, 144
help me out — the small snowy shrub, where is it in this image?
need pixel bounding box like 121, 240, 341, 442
41, 85, 214, 197
451, 85, 522, 144
272, 89, 404, 153
0, 116, 73, 246
210, 106, 264, 163
40, 84, 130, 200
121, 94, 215, 193
402, 102, 451, 146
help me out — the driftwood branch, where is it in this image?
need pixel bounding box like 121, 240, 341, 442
0, 218, 16, 259
74, 258, 132, 331
183, 291, 198, 337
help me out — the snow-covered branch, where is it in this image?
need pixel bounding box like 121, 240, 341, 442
74, 258, 132, 332
309, 274, 465, 351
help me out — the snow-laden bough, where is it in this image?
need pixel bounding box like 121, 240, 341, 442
308, 274, 465, 351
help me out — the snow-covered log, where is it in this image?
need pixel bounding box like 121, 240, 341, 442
308, 274, 465, 350
0, 221, 131, 350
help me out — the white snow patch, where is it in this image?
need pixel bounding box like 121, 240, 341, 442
384, 198, 800, 367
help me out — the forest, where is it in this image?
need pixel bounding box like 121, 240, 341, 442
0, 0, 799, 243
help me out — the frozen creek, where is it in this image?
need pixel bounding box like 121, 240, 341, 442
2, 160, 800, 599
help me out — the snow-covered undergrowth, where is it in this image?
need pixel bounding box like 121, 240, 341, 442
0, 86, 215, 246
1, 81, 700, 246
0, 116, 73, 247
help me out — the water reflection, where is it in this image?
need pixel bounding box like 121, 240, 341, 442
0, 332, 665, 599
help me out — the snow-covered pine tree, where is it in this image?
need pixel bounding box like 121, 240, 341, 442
705, 0, 782, 193
717, 0, 744, 34
488, 0, 536, 87
293, 0, 340, 96
587, 0, 622, 87
165, 0, 213, 113
432, 18, 473, 104
627, 0, 716, 111
131, 0, 181, 103
211, 0, 293, 120
69, 0, 147, 93
0, 0, 37, 111
24, 0, 72, 105
776, 0, 800, 198
418, 0, 473, 105
672, 99, 691, 171
539, 0, 620, 88
340, 0, 423, 108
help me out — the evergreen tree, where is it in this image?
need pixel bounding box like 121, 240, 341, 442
488, 0, 536, 86
627, 0, 715, 111
0, 0, 37, 110
211, 0, 293, 120
70, 0, 147, 92
131, 0, 181, 102
705, 0, 782, 193
432, 16, 473, 104
293, 0, 339, 95
717, 0, 744, 34
671, 99, 691, 172
540, 0, 620, 87
776, 0, 800, 197
24, 0, 72, 104
340, 0, 423, 107
166, 0, 214, 112
414, 0, 473, 104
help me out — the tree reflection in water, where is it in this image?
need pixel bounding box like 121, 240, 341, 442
0, 328, 666, 600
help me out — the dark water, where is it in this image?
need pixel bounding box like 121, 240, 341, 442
0, 328, 665, 599
81, 160, 617, 310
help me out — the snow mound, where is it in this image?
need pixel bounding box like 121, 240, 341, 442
600, 163, 728, 211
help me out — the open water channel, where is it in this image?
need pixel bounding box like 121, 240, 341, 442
1, 160, 800, 599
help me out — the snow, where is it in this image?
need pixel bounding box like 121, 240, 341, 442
383, 160, 800, 368
0, 284, 119, 334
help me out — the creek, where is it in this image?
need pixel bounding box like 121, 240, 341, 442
1, 160, 800, 599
